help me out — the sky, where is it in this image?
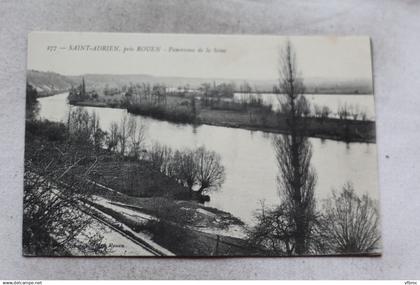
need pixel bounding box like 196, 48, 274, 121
27, 32, 373, 81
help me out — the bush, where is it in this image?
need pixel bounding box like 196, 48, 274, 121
319, 183, 381, 254
25, 120, 67, 142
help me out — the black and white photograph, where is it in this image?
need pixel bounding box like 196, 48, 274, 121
24, 32, 380, 257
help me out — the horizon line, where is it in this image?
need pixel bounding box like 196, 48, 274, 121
27, 69, 372, 83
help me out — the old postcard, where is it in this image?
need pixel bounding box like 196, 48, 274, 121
24, 32, 380, 256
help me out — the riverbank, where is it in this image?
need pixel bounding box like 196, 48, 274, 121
89, 184, 256, 256
71, 99, 376, 143
25, 119, 252, 256
199, 109, 376, 143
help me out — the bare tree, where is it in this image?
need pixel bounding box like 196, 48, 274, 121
248, 202, 296, 256
118, 114, 129, 156
89, 111, 106, 150
116, 114, 147, 158
320, 183, 381, 254
148, 144, 225, 197
195, 147, 225, 195
277, 42, 305, 118
68, 107, 91, 144
148, 142, 173, 174
171, 149, 198, 195
273, 41, 317, 255
24, 138, 107, 256
106, 122, 119, 152
126, 116, 146, 159
67, 108, 106, 150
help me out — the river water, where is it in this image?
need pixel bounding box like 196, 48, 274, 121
37, 93, 379, 225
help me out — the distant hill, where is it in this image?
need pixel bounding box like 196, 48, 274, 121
28, 70, 373, 95
301, 77, 373, 94
27, 70, 76, 96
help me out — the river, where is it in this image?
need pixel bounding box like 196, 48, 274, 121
37, 93, 379, 225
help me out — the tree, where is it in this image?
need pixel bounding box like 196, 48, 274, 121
89, 111, 105, 150
68, 77, 88, 103
106, 122, 119, 152
338, 103, 350, 120
26, 83, 39, 120
23, 126, 107, 255
195, 147, 225, 195
190, 96, 198, 121
148, 143, 173, 174
148, 145, 225, 198
320, 183, 381, 254
67, 108, 106, 151
171, 149, 198, 195
126, 116, 146, 159
68, 107, 92, 145
240, 81, 252, 94
273, 41, 317, 255
321, 106, 331, 119
114, 114, 147, 158
248, 202, 296, 255
200, 83, 212, 106
81, 77, 86, 97
118, 114, 129, 156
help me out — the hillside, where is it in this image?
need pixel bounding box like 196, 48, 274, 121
27, 70, 76, 96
